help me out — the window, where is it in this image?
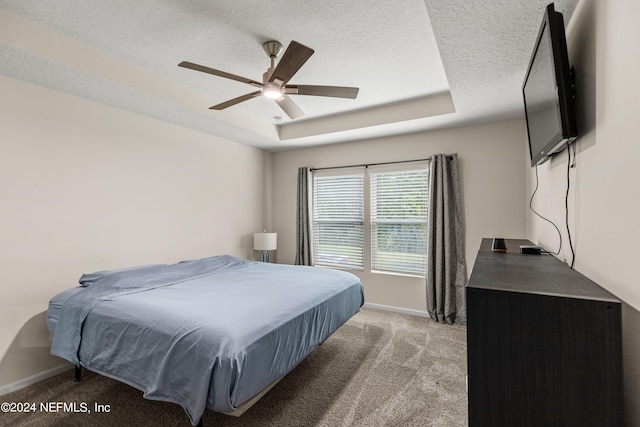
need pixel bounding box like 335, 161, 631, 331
312, 164, 429, 276
370, 169, 428, 276
312, 172, 364, 269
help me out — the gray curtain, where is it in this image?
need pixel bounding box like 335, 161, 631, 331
295, 167, 313, 266
426, 154, 467, 325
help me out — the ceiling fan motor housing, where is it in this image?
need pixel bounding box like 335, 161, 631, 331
263, 40, 284, 59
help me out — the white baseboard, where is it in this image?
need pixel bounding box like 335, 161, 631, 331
363, 302, 430, 318
0, 363, 73, 397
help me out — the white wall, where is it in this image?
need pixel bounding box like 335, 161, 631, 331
525, 0, 640, 423
0, 76, 271, 390
273, 119, 527, 313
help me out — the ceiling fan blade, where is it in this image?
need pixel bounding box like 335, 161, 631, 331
285, 85, 359, 99
209, 91, 262, 110
275, 95, 305, 119
269, 41, 314, 85
179, 61, 263, 88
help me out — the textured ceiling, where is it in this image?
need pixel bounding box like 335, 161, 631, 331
0, 0, 579, 151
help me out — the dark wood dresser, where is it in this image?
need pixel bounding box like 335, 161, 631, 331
466, 238, 623, 426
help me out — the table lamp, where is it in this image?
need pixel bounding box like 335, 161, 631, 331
253, 231, 277, 262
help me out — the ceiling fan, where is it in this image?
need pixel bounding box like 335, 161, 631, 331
178, 40, 359, 120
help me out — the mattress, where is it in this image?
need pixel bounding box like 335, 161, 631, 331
47, 287, 82, 333
48, 255, 364, 425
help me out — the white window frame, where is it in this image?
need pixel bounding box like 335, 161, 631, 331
311, 162, 429, 277
368, 164, 429, 277
312, 168, 365, 270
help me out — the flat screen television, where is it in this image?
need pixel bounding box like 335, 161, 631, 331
522, 3, 577, 167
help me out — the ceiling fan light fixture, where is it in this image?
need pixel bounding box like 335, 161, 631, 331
262, 83, 283, 99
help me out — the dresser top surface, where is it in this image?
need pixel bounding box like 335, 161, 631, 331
468, 239, 620, 302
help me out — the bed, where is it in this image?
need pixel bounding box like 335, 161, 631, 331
48, 255, 364, 426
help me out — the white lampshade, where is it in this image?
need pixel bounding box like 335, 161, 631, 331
253, 232, 277, 251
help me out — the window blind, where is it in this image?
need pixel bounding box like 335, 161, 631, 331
370, 169, 428, 275
312, 173, 364, 269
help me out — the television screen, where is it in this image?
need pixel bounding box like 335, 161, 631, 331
522, 3, 577, 166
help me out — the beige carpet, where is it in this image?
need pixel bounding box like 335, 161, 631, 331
0, 308, 468, 427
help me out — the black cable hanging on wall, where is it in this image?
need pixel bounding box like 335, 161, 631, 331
529, 145, 577, 268
565, 144, 576, 268
530, 165, 562, 256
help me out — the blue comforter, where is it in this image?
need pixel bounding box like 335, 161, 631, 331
50, 255, 364, 425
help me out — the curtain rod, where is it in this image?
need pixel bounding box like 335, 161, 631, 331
309, 156, 452, 172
